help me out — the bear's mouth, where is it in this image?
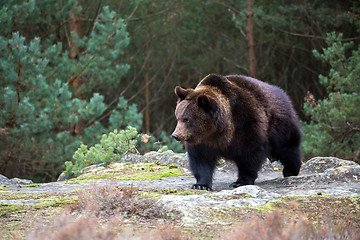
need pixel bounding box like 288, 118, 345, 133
172, 133, 196, 144
183, 136, 196, 144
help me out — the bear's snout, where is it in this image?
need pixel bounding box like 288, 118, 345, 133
171, 133, 180, 142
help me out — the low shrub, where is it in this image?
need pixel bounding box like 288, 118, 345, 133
64, 127, 138, 177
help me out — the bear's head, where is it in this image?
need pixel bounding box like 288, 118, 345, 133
172, 86, 221, 145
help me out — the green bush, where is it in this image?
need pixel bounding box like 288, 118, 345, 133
302, 32, 360, 163
65, 127, 184, 178
65, 127, 138, 177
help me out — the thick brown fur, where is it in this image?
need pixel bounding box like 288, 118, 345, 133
172, 74, 302, 190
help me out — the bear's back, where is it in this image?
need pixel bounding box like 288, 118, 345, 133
225, 75, 295, 116
197, 74, 284, 102
225, 75, 285, 101
197, 74, 298, 128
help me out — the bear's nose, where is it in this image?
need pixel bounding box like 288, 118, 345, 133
172, 133, 180, 141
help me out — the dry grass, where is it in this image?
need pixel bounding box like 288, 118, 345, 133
27, 211, 188, 240
21, 185, 360, 240
25, 184, 187, 240
71, 184, 167, 219
222, 204, 360, 240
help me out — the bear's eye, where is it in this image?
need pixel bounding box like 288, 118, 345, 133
183, 118, 190, 123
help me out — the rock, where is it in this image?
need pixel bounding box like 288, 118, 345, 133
79, 163, 105, 175
2, 155, 360, 229
260, 158, 274, 172
105, 151, 189, 168
0, 174, 20, 186
57, 151, 276, 182
301, 157, 358, 174
0, 199, 40, 205
159, 185, 281, 225
2, 155, 360, 239
122, 152, 274, 173
258, 156, 360, 196
298, 157, 360, 184
272, 160, 283, 169
160, 185, 280, 211
142, 150, 189, 168
214, 185, 281, 207
228, 185, 280, 199
118, 153, 144, 164
0, 174, 34, 186
57, 172, 69, 182
10, 178, 33, 185
54, 154, 360, 198
158, 157, 360, 226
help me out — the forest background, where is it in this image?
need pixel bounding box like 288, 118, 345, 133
0, 0, 359, 182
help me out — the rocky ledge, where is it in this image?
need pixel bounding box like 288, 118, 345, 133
1, 152, 359, 239
1, 153, 360, 202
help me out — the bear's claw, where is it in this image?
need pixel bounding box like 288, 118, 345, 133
191, 184, 212, 191
229, 182, 245, 188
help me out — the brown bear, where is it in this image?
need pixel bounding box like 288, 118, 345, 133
172, 74, 302, 191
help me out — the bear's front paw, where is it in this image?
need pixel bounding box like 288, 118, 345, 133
230, 177, 255, 188
191, 184, 212, 191
229, 181, 246, 188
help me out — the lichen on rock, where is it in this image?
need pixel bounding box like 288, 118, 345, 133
1, 154, 360, 239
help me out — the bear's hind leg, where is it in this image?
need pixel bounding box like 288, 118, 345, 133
271, 125, 302, 177
277, 146, 302, 177
186, 144, 218, 191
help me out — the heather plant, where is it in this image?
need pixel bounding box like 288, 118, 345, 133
222, 210, 360, 240
72, 185, 174, 220
302, 32, 360, 163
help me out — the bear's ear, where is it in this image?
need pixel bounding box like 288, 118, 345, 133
175, 86, 192, 101
197, 95, 215, 112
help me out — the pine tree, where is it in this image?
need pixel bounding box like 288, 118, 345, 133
0, 2, 142, 181
302, 32, 360, 163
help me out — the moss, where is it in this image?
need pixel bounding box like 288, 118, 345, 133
34, 197, 77, 208
21, 183, 40, 188
169, 164, 179, 169
140, 188, 204, 199
63, 179, 91, 184
182, 194, 360, 239
117, 170, 182, 180
0, 201, 66, 240
1, 191, 45, 201
250, 195, 360, 226
1, 188, 360, 240
251, 198, 281, 212
213, 193, 253, 200
140, 191, 163, 199
0, 204, 27, 218
251, 195, 332, 212
3, 192, 47, 201
75, 162, 185, 181
160, 188, 206, 195
0, 190, 79, 239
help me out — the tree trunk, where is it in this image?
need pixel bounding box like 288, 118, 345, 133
246, 0, 256, 78
69, 4, 85, 135
144, 3, 152, 133
69, 5, 84, 59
